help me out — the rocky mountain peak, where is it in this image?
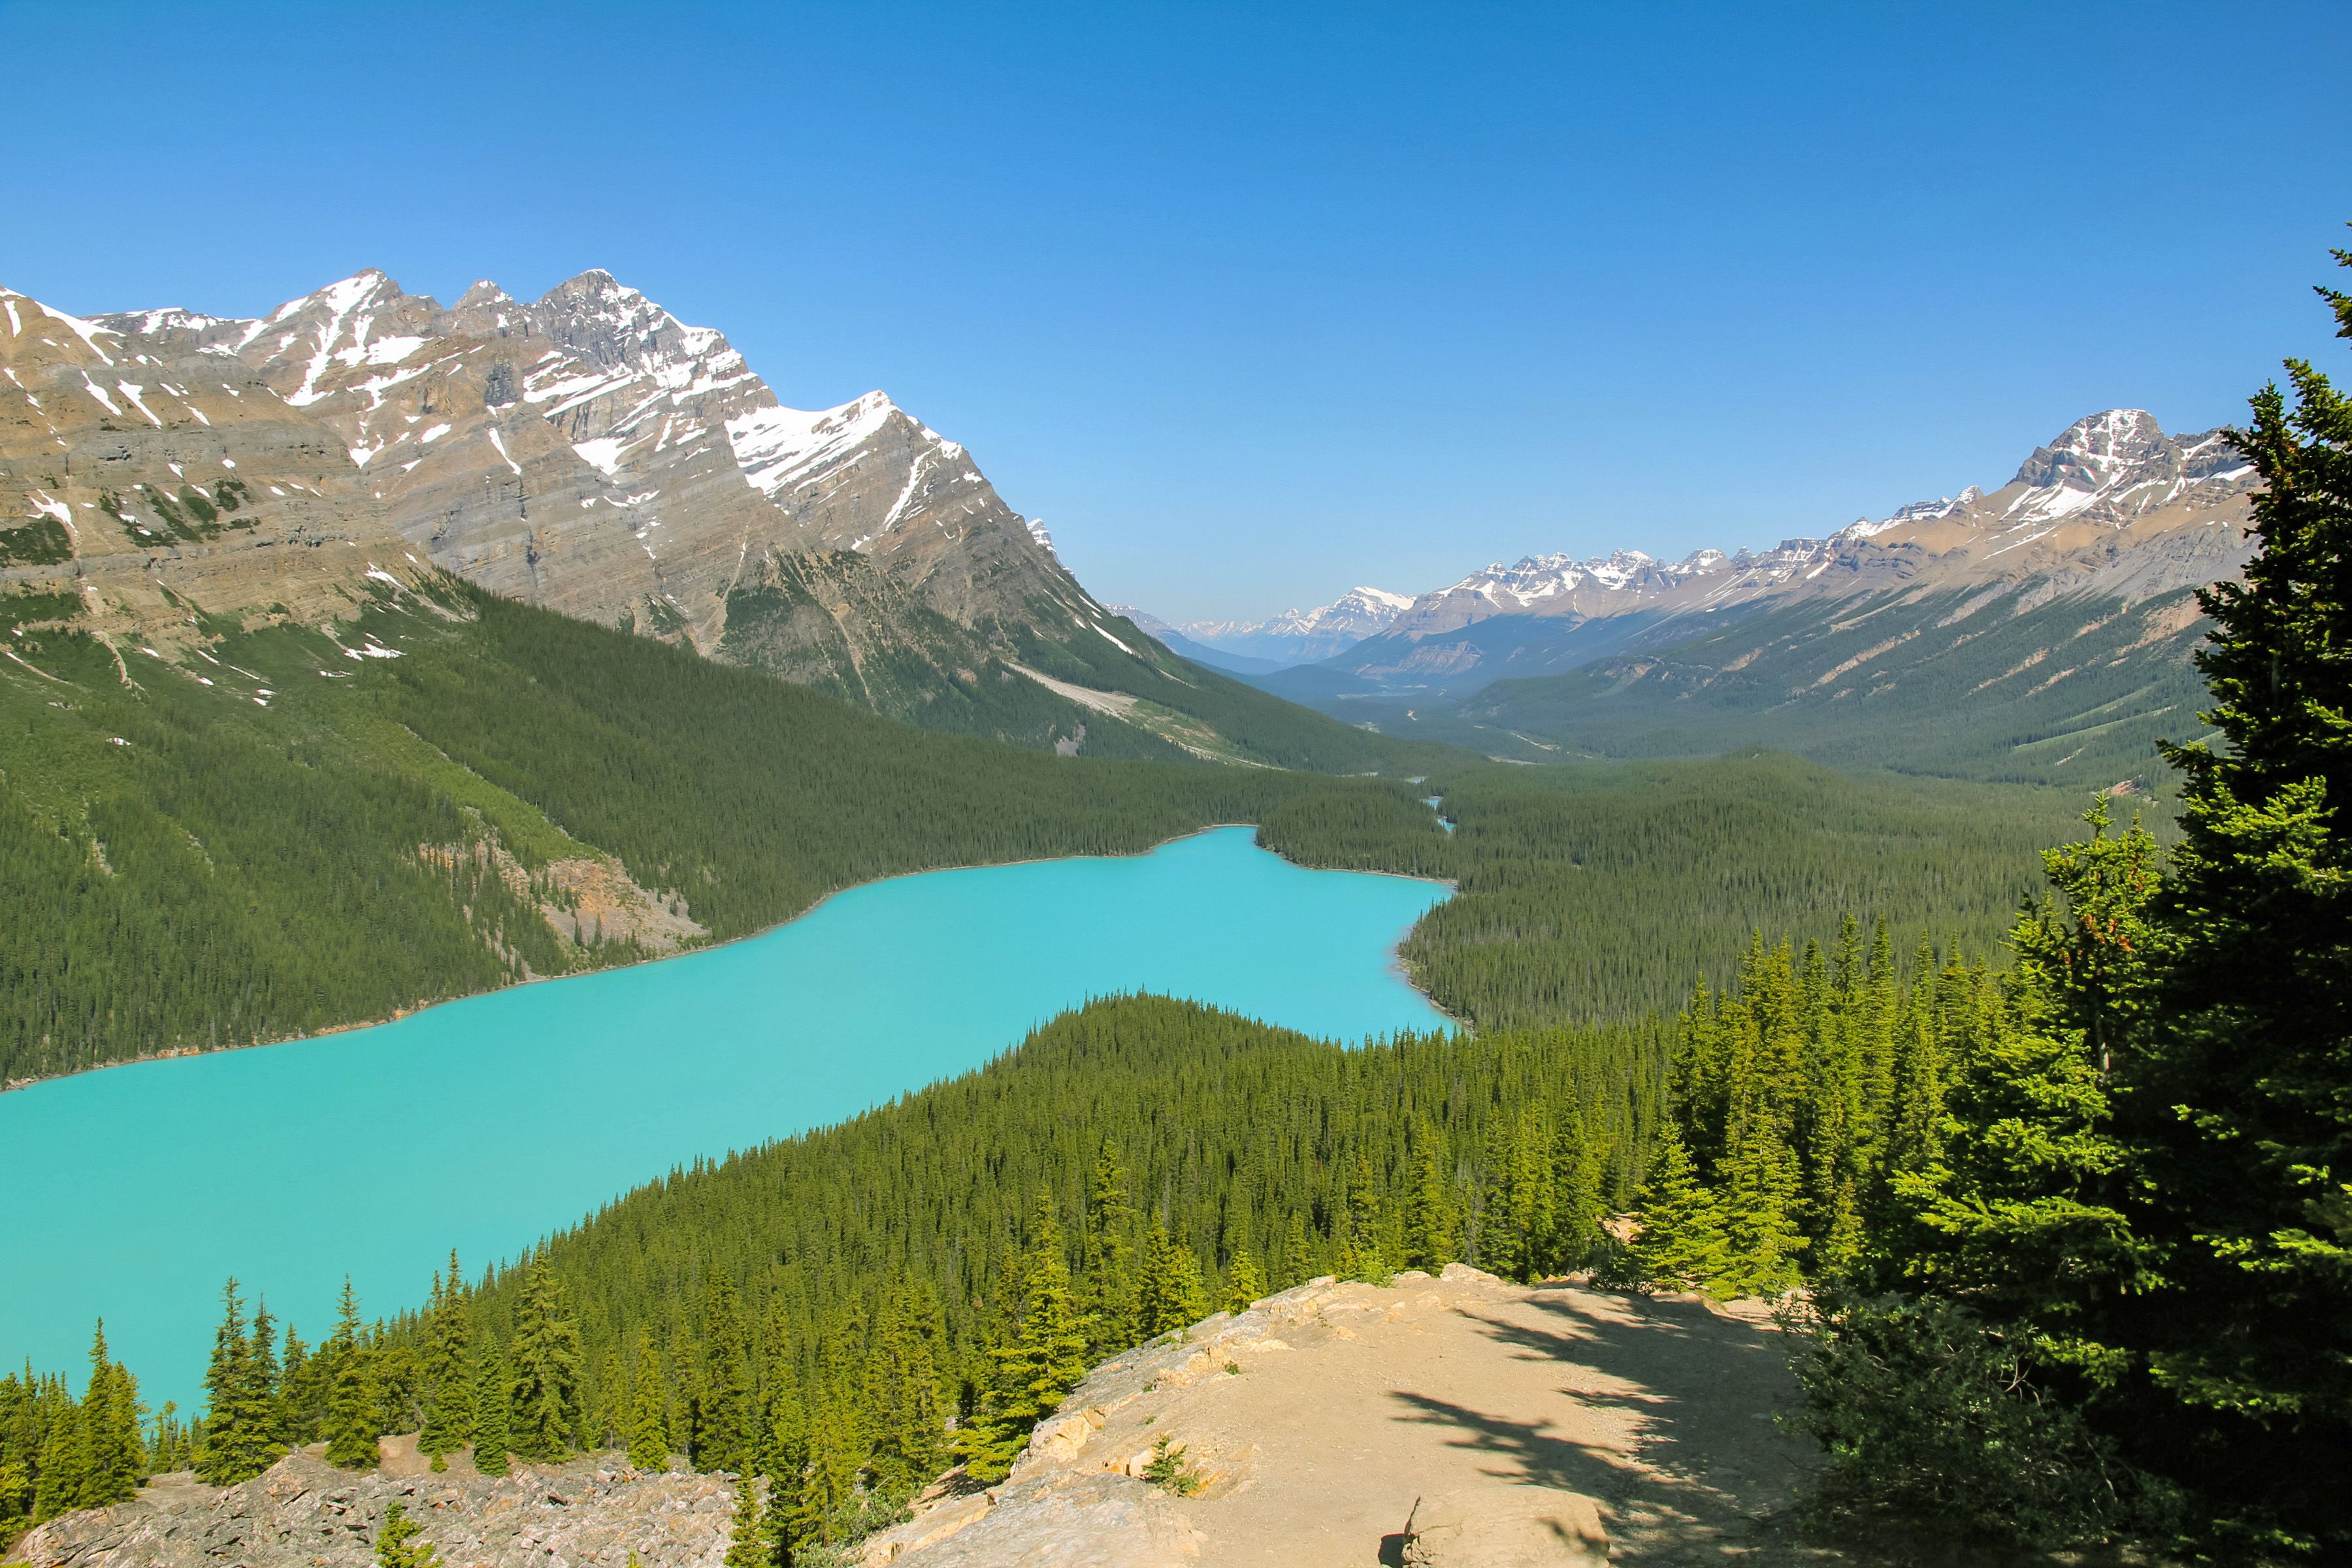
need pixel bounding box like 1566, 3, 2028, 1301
2012, 407, 2172, 493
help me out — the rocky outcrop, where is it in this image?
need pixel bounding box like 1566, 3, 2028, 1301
860, 1266, 1818, 1567
6, 1449, 740, 1568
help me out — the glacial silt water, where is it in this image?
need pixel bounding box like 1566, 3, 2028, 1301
0, 827, 1447, 1408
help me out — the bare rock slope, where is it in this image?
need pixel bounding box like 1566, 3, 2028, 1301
7, 1448, 740, 1568
862, 1266, 1831, 1567
0, 272, 1123, 724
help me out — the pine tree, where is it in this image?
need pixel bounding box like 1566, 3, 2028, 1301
1076, 1141, 1139, 1354
627, 1336, 670, 1473
322, 1280, 380, 1470
30, 1400, 82, 1524
417, 1255, 471, 1464
722, 1476, 774, 1568
2083, 238, 2352, 1551
1222, 1249, 1266, 1314
470, 1336, 511, 1477
694, 1269, 751, 1473
866, 1278, 943, 1494
374, 1501, 440, 1568
1400, 1122, 1458, 1271
1629, 1128, 1732, 1296
1335, 1151, 1392, 1284
956, 1198, 1089, 1482
76, 1324, 140, 1509
1135, 1219, 1210, 1337
508, 1260, 582, 1462
195, 1281, 284, 1486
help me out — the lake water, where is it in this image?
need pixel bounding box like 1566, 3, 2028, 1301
0, 827, 1448, 1409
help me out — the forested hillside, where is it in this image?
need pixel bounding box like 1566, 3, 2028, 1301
1, 561, 2086, 1085
0, 577, 1443, 1086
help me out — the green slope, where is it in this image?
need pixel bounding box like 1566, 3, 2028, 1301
1358, 586, 2215, 788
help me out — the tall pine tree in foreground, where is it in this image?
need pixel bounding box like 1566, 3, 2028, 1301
2097, 233, 2352, 1554
195, 1282, 283, 1486
321, 1280, 379, 1470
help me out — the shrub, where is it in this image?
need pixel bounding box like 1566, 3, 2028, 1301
1784, 1295, 2158, 1552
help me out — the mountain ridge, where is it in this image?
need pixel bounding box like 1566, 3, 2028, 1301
3, 269, 1410, 765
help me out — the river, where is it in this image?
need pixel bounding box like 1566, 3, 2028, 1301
0, 826, 1448, 1409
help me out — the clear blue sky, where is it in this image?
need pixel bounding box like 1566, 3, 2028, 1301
5, 1, 2349, 622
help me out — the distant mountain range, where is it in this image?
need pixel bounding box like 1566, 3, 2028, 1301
1112, 585, 1414, 670
0, 270, 1400, 766
1219, 410, 2257, 787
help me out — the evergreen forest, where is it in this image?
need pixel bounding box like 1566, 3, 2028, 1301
7, 229, 2351, 1568
0, 571, 2079, 1085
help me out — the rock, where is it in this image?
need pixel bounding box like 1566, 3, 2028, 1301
7, 1450, 739, 1568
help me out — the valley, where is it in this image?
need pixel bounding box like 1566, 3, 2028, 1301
1147, 410, 2251, 790
3, 250, 2337, 1568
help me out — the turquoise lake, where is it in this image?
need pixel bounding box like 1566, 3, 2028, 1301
0, 826, 1449, 1409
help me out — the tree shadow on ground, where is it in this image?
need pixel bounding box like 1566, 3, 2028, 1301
1386, 1286, 1844, 1565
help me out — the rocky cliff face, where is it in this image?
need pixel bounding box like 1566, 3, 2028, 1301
1, 270, 1107, 716
5, 1449, 740, 1568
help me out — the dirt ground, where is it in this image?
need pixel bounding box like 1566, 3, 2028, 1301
865, 1267, 1858, 1566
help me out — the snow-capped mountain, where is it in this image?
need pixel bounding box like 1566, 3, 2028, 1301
1373, 410, 2257, 647
2, 269, 1156, 738
71, 268, 1088, 645
1127, 585, 1414, 666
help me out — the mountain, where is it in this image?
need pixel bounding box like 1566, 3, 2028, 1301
1100, 604, 1288, 674
1253, 410, 2255, 786
1, 271, 1411, 766
1267, 410, 2253, 701
1124, 585, 1413, 667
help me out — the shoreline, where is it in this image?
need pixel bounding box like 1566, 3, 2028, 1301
3, 822, 1460, 1097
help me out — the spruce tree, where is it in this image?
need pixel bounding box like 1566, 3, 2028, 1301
417, 1256, 471, 1464
866, 1279, 943, 1493
722, 1477, 774, 1568
30, 1401, 82, 1524
1135, 1220, 1210, 1337
1222, 1249, 1266, 1313
470, 1337, 511, 1477
76, 1324, 140, 1509
627, 1337, 670, 1472
694, 1269, 751, 1474
2094, 238, 2352, 1551
508, 1260, 583, 1462
1335, 1151, 1392, 1284
1400, 1122, 1458, 1271
1629, 1128, 1732, 1296
957, 1198, 1089, 1481
1077, 1142, 1139, 1354
195, 1281, 283, 1486
322, 1280, 380, 1470
1888, 804, 2153, 1346
1547, 1109, 1608, 1273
